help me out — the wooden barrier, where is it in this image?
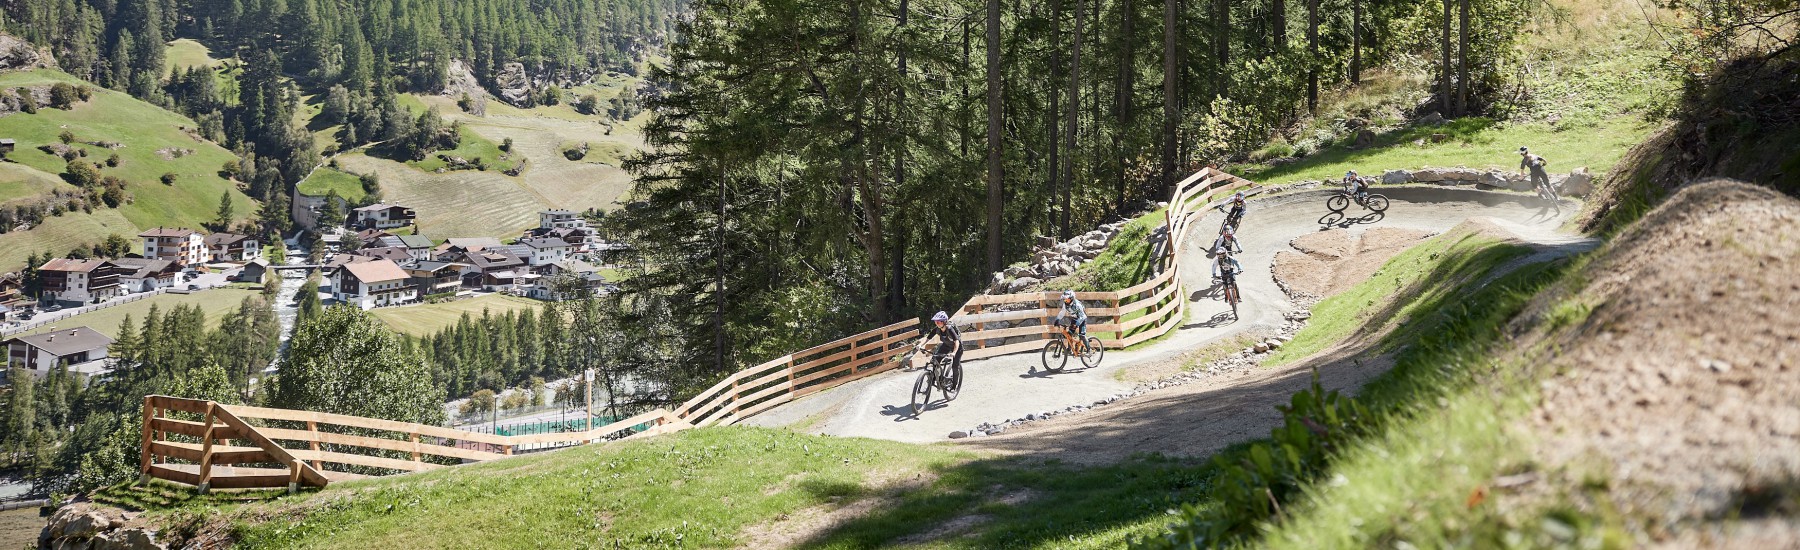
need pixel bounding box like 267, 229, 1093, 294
141, 167, 1268, 491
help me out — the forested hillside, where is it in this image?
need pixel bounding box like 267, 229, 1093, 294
607, 0, 1534, 394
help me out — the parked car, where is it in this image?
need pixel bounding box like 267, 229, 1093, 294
187, 284, 201, 291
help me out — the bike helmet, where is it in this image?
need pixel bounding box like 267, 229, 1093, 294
1518, 146, 1529, 154
1232, 192, 1246, 202
1221, 226, 1234, 236
1061, 290, 1076, 301
1345, 170, 1358, 178
931, 311, 949, 322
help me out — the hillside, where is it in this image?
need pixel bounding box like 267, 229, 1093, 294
0, 69, 257, 272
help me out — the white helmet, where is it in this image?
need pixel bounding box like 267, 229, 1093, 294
1061, 290, 1076, 301
1519, 146, 1529, 154
1233, 192, 1246, 201
1222, 226, 1234, 236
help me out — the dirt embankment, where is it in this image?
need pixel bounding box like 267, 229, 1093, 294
1272, 227, 1435, 297
1522, 179, 1800, 546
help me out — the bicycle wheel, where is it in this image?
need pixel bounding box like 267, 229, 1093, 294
1365, 194, 1390, 212
1226, 282, 1241, 317
942, 362, 963, 401
910, 368, 933, 415
1326, 195, 1349, 212
1080, 336, 1106, 369
1041, 339, 1069, 372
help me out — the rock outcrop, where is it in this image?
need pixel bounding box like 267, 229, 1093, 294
39, 503, 165, 550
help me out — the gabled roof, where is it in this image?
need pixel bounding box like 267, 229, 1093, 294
521, 237, 570, 250
111, 258, 176, 278
355, 247, 414, 262
341, 259, 409, 283
490, 244, 533, 258
372, 236, 407, 249
442, 237, 504, 251
352, 203, 396, 212
40, 258, 108, 273
139, 227, 200, 238
354, 228, 393, 241
204, 233, 252, 246
396, 235, 434, 249
401, 259, 463, 274
461, 251, 525, 270
5, 326, 114, 356
323, 254, 375, 271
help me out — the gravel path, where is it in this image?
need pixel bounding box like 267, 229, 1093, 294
743, 187, 1589, 453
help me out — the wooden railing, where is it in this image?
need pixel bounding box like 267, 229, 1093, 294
140, 168, 1268, 491
950, 167, 1266, 358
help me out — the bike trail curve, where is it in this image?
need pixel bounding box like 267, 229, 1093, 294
741, 186, 1585, 443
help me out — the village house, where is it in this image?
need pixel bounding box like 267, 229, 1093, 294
519, 237, 572, 269
400, 260, 465, 297
445, 249, 528, 291
38, 258, 123, 306
0, 273, 28, 322
4, 326, 115, 380
432, 237, 505, 260
527, 260, 610, 300
234, 259, 270, 284
111, 258, 180, 293
204, 233, 262, 262
332, 259, 417, 310
139, 227, 210, 267
372, 234, 435, 261
350, 203, 417, 230
355, 246, 415, 263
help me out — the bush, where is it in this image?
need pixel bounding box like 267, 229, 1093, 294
58, 130, 75, 144
160, 172, 178, 185
62, 159, 99, 187
562, 147, 586, 161
16, 88, 36, 114
500, 137, 514, 152
105, 153, 120, 167
48, 83, 78, 109
74, 85, 91, 101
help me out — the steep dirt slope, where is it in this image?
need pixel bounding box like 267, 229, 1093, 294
1523, 179, 1800, 546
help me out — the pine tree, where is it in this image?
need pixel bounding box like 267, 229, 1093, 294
215, 191, 236, 230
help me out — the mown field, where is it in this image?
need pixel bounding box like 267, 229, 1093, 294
11, 287, 266, 338
0, 69, 256, 272
295, 166, 366, 203
333, 152, 543, 239
370, 294, 547, 337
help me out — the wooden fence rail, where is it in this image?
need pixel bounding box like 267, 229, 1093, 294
140, 168, 1268, 491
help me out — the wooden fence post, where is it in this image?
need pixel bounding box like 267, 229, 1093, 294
196, 403, 216, 494
307, 420, 323, 469
288, 458, 302, 494
409, 432, 421, 464
138, 398, 155, 483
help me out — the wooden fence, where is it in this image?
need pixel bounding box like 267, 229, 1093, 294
140, 167, 1267, 491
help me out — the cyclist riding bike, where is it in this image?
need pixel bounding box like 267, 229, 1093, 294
1218, 192, 1248, 225
1212, 226, 1243, 257
1519, 146, 1553, 197
917, 311, 963, 372
1056, 290, 1088, 339
1345, 170, 1370, 203
1213, 246, 1243, 280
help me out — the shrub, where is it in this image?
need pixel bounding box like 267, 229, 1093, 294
48, 83, 78, 109
62, 159, 99, 187
74, 85, 92, 101
501, 137, 514, 152
16, 88, 35, 114
160, 172, 178, 185
105, 153, 120, 167
562, 147, 586, 161
58, 130, 75, 144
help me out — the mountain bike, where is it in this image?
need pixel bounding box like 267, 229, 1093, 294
1534, 179, 1560, 203
1041, 319, 1104, 372
1218, 205, 1246, 232
1217, 267, 1242, 318
1327, 178, 1389, 212
910, 349, 963, 415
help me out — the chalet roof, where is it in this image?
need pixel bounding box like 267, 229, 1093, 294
352, 203, 395, 212
139, 227, 200, 238
490, 244, 533, 258
355, 247, 414, 262
323, 254, 375, 271
203, 233, 251, 246
341, 259, 409, 283
401, 259, 463, 274
520, 237, 569, 250
354, 229, 393, 242
396, 235, 434, 249
39, 258, 108, 273
541, 209, 577, 215
111, 258, 176, 278
5, 326, 114, 357
442, 237, 504, 251
462, 251, 525, 270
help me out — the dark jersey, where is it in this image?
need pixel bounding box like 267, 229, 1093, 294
926, 322, 961, 343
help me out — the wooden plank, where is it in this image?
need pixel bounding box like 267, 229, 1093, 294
951, 307, 1058, 325
150, 441, 273, 464
139, 400, 155, 474
726, 392, 795, 424
287, 449, 442, 473
258, 427, 506, 462
503, 408, 676, 445
146, 464, 201, 486
208, 406, 331, 488
150, 417, 245, 440
220, 404, 513, 446
959, 323, 1055, 342
148, 395, 212, 414
961, 339, 1051, 361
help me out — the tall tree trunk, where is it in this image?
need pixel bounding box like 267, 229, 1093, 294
1457, 0, 1470, 116
1306, 0, 1317, 112
1215, 0, 1228, 98
714, 166, 726, 374
962, 16, 972, 157
985, 0, 1004, 274
891, 0, 909, 315
1271, 0, 1286, 54
1048, 0, 1063, 238
1440, 0, 1451, 116
850, 0, 887, 323
1351, 0, 1361, 84
1062, 0, 1082, 238
1114, 0, 1135, 215
1163, 0, 1179, 193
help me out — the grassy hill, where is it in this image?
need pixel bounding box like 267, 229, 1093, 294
0, 69, 257, 272
371, 294, 546, 337
10, 287, 265, 338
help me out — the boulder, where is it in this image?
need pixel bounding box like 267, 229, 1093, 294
493, 62, 532, 105
1381, 169, 1413, 184
1083, 237, 1108, 250
1253, 342, 1270, 353
1412, 167, 1482, 184
1265, 339, 1283, 350
1003, 265, 1031, 278
1007, 277, 1041, 293
1419, 112, 1446, 126
1035, 235, 1057, 249
948, 430, 969, 439
1563, 167, 1594, 196
1353, 129, 1376, 148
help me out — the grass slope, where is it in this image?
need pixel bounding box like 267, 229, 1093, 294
0, 69, 256, 271
371, 294, 546, 337
295, 166, 367, 203
12, 287, 265, 338
334, 152, 543, 239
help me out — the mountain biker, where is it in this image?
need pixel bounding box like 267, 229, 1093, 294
1345, 170, 1370, 202
1218, 192, 1248, 225
1213, 247, 1243, 280
1212, 226, 1243, 257
1519, 147, 1552, 197
1056, 290, 1088, 339
918, 311, 963, 372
